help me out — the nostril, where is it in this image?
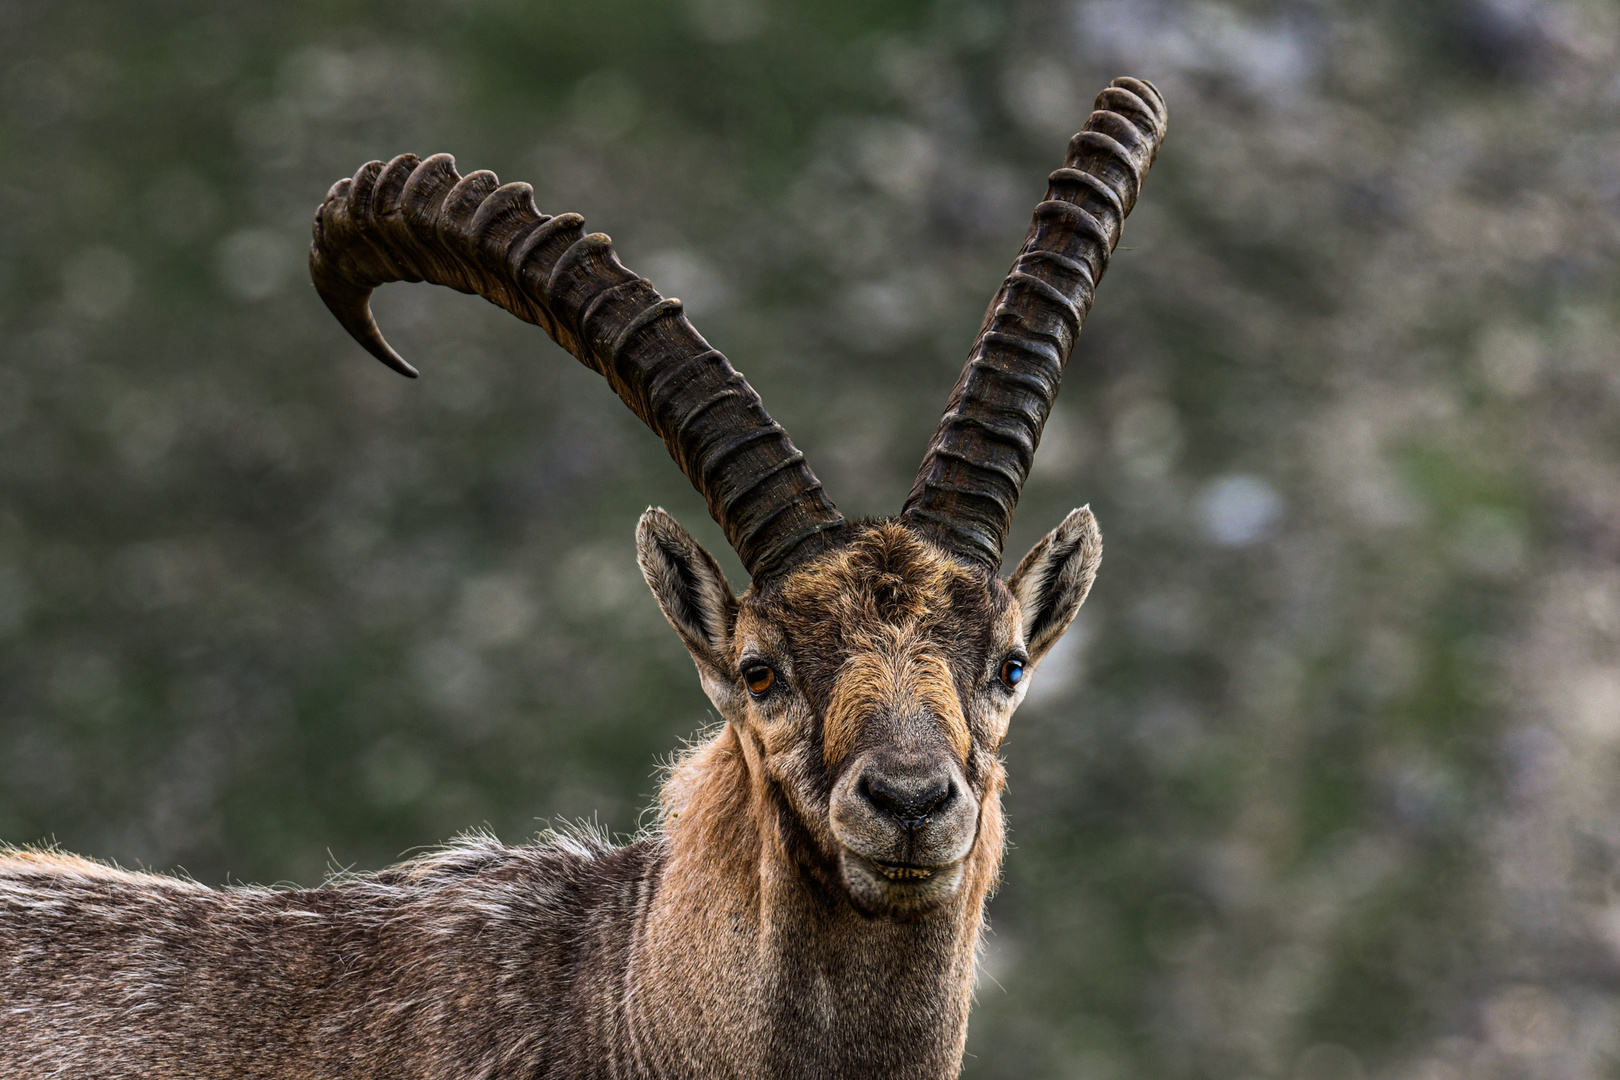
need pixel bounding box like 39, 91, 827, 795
861, 772, 955, 828
915, 778, 953, 817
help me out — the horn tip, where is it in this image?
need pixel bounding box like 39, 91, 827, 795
314, 278, 421, 378
368, 340, 420, 378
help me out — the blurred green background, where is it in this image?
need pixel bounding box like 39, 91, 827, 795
2, 0, 1619, 1076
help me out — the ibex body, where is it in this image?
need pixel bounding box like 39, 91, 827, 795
0, 77, 1165, 1079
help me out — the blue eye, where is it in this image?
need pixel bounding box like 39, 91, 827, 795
999, 659, 1024, 688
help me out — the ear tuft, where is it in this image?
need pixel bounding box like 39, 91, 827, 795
636, 508, 738, 667
1007, 506, 1102, 663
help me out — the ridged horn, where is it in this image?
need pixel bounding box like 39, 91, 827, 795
310, 153, 848, 580
902, 77, 1167, 571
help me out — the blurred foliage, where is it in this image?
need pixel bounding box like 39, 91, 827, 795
2, 0, 1619, 1076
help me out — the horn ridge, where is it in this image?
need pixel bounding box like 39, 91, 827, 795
902, 76, 1167, 571
310, 154, 847, 580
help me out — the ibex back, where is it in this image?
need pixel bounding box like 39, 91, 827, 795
0, 77, 1166, 1079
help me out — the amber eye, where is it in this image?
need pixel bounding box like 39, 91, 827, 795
743, 664, 776, 698
998, 658, 1025, 689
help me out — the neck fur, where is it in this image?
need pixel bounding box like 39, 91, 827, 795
631, 722, 1005, 1079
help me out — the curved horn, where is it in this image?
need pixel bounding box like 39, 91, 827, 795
902, 77, 1167, 571
310, 153, 847, 581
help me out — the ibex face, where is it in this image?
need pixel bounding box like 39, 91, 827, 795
783, 527, 1004, 915
638, 509, 1101, 917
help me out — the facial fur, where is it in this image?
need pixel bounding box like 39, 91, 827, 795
638, 508, 1099, 919
645, 519, 1014, 917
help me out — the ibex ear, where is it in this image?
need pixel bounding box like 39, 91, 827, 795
1007, 506, 1102, 664
637, 508, 739, 675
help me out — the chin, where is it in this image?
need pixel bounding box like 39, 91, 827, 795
837, 847, 966, 919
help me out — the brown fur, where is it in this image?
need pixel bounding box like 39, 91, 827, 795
802, 527, 981, 766
0, 514, 1097, 1079
823, 647, 971, 766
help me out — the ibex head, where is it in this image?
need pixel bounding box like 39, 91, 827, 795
639, 508, 1099, 916
310, 78, 1165, 918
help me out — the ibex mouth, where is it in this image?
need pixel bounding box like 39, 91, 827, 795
835, 843, 970, 914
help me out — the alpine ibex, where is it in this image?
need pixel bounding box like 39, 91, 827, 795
1, 77, 1166, 1078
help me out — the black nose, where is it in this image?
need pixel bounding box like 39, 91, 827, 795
859, 771, 955, 829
